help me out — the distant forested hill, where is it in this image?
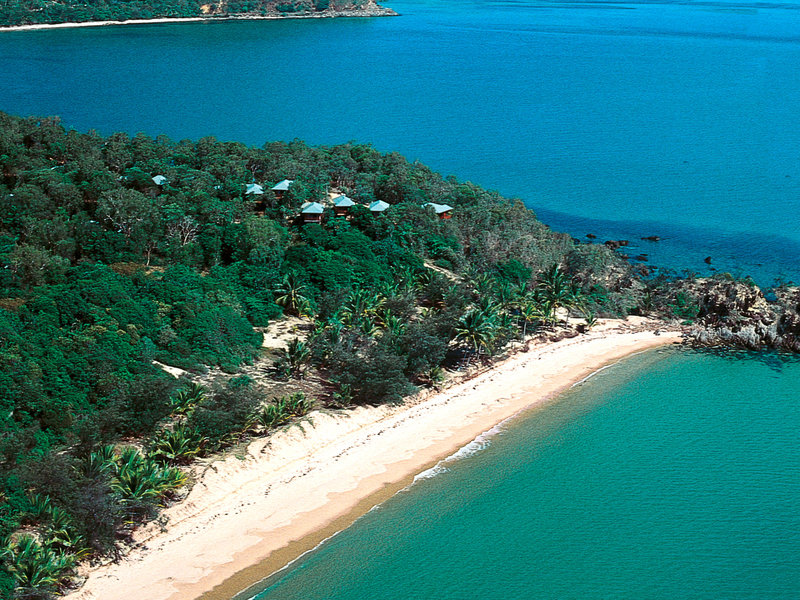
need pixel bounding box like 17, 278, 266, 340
0, 0, 386, 28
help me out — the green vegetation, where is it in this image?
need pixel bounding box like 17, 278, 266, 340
0, 0, 377, 28
0, 111, 651, 597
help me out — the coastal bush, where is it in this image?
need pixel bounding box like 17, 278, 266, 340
148, 425, 205, 465
670, 291, 700, 322
401, 322, 448, 381
329, 339, 414, 405
254, 392, 313, 430
186, 381, 262, 448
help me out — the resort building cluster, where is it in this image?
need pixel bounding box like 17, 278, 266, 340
241, 178, 454, 224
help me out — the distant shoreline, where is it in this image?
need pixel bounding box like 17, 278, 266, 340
0, 7, 398, 32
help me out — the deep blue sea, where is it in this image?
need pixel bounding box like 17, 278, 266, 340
1, 0, 799, 282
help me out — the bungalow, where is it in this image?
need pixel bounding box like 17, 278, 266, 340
271, 179, 294, 200
423, 202, 454, 220
369, 200, 390, 214
152, 175, 168, 186
332, 194, 355, 217
246, 183, 266, 213
300, 201, 325, 225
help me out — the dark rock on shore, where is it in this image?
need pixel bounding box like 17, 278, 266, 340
679, 278, 800, 352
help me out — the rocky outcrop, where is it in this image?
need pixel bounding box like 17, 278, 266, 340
679, 278, 800, 352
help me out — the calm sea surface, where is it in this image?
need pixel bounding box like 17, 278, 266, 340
245, 348, 800, 600
1, 0, 799, 282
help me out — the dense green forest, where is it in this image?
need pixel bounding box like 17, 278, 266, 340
0, 0, 380, 28
0, 111, 674, 598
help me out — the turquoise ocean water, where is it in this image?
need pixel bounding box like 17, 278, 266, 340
1, 4, 799, 597
245, 348, 800, 600
1, 0, 800, 282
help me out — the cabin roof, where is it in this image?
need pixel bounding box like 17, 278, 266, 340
272, 179, 294, 191
369, 200, 390, 212
333, 195, 355, 208
423, 202, 454, 214
245, 183, 264, 195
152, 175, 168, 186
301, 202, 325, 214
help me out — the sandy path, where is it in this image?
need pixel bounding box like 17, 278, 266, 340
65, 322, 681, 600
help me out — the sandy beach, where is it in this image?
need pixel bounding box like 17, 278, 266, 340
0, 8, 397, 33
64, 319, 682, 600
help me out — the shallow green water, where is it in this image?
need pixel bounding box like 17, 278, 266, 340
246, 348, 800, 599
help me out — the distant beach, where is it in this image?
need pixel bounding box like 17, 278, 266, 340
0, 7, 397, 33
63, 319, 681, 600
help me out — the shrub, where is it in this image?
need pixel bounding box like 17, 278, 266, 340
330, 340, 414, 405
186, 382, 261, 448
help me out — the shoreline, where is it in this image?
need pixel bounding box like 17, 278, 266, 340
65, 320, 683, 600
0, 8, 398, 33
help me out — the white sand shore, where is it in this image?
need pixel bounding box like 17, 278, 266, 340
0, 9, 397, 33
65, 320, 681, 600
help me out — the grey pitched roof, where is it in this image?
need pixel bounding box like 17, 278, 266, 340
301, 202, 325, 214
245, 183, 264, 195
272, 179, 294, 191
333, 195, 355, 208
423, 202, 454, 214
369, 200, 390, 212
152, 175, 168, 186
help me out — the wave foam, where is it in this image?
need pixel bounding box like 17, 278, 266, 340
410, 422, 506, 485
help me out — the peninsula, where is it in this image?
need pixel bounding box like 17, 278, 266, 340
0, 0, 396, 30
0, 111, 797, 599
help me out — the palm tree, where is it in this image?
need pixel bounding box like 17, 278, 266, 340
43, 507, 87, 555
79, 450, 114, 481
476, 295, 501, 318
581, 309, 598, 331
383, 310, 407, 339
413, 269, 435, 292
274, 272, 311, 317
390, 266, 418, 297
111, 449, 187, 508
341, 288, 386, 334
284, 392, 313, 417
149, 425, 205, 465
519, 298, 545, 338
253, 394, 301, 430
470, 272, 496, 298
4, 534, 66, 597
26, 493, 53, 520
454, 308, 496, 366
537, 264, 576, 325
170, 383, 206, 416
494, 281, 519, 313
284, 337, 311, 377
114, 446, 146, 478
